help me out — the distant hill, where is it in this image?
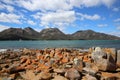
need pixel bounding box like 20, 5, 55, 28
0, 27, 40, 40
71, 30, 120, 40
39, 28, 67, 40
23, 27, 40, 39
0, 27, 120, 40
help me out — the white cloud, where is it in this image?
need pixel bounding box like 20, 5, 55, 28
113, 7, 119, 12
0, 3, 14, 12
0, 13, 21, 24
27, 20, 36, 25
41, 11, 75, 23
1, 0, 14, 4
114, 20, 120, 31
40, 11, 76, 30
31, 12, 42, 19
70, 0, 115, 8
15, 0, 71, 11
115, 23, 120, 30
98, 24, 108, 27
101, 0, 115, 7
6, 5, 14, 12
109, 31, 120, 37
1, 0, 115, 12
117, 26, 120, 30
116, 24, 120, 30
0, 0, 117, 31
70, 0, 101, 8
114, 18, 120, 22
0, 24, 10, 32
77, 13, 101, 20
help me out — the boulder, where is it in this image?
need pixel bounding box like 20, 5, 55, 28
96, 54, 116, 71
61, 57, 69, 63
9, 74, 17, 80
84, 62, 92, 68
0, 49, 7, 53
82, 67, 98, 76
64, 64, 72, 69
106, 54, 116, 71
65, 68, 81, 80
83, 74, 97, 80
73, 58, 84, 72
19, 70, 36, 80
94, 47, 102, 52
101, 72, 117, 80
39, 72, 52, 80
49, 58, 55, 65
9, 66, 25, 74
109, 48, 117, 62
53, 68, 65, 74
92, 47, 107, 63
23, 48, 31, 54
92, 47, 116, 71
52, 75, 68, 80
0, 66, 2, 71
73, 58, 83, 66
79, 49, 89, 53
117, 50, 120, 67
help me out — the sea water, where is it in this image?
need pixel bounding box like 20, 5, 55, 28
0, 40, 120, 49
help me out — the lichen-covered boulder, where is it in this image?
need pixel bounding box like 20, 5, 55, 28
73, 58, 84, 72
82, 67, 98, 76
65, 68, 81, 80
95, 54, 116, 71
83, 74, 97, 80
117, 50, 120, 67
109, 48, 117, 62
92, 47, 116, 71
52, 75, 68, 80
101, 72, 118, 80
92, 47, 107, 63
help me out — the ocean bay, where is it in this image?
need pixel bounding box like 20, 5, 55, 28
0, 40, 120, 49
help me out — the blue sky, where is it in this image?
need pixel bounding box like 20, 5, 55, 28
0, 0, 120, 36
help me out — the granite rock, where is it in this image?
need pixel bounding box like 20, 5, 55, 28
65, 68, 81, 80
117, 50, 120, 67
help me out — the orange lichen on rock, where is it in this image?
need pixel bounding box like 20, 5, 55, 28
25, 65, 34, 70
61, 57, 69, 63
83, 55, 91, 62
25, 58, 31, 65
0, 47, 120, 80
20, 57, 27, 63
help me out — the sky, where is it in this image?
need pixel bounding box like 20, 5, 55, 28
0, 0, 120, 36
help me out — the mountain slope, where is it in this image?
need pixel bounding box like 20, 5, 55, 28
0, 27, 120, 40
0, 28, 25, 40
23, 27, 40, 39
72, 30, 120, 40
0, 27, 40, 40
39, 28, 67, 40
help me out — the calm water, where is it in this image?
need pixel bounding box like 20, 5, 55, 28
0, 40, 120, 49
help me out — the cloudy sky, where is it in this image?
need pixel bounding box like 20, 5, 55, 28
0, 0, 120, 36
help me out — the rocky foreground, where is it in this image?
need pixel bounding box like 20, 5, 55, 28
0, 47, 120, 80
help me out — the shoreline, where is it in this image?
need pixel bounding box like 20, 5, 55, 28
0, 47, 120, 80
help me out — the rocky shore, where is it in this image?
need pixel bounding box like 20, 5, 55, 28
0, 47, 120, 80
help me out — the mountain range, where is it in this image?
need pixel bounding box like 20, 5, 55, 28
0, 27, 120, 40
